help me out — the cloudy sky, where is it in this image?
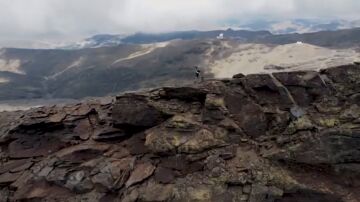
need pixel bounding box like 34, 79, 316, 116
0, 0, 360, 47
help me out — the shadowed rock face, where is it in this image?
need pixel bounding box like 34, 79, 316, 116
0, 64, 359, 201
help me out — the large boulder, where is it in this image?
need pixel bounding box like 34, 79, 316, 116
145, 115, 227, 154
321, 64, 360, 96
155, 87, 208, 103
112, 94, 170, 130
273, 71, 330, 106
268, 128, 360, 165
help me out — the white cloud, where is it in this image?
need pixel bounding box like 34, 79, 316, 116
0, 0, 359, 46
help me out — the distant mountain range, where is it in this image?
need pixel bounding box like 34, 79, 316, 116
1, 19, 359, 50
60, 29, 272, 49
61, 34, 126, 49
59, 19, 360, 49
0, 41, 209, 100
80, 27, 360, 49
258, 27, 360, 48
242, 19, 360, 34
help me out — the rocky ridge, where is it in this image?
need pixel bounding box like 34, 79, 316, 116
0, 64, 359, 201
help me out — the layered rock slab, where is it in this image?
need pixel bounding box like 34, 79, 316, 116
0, 64, 359, 201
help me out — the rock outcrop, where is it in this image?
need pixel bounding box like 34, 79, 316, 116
0, 64, 359, 202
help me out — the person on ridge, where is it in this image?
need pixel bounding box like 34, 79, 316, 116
195, 66, 201, 79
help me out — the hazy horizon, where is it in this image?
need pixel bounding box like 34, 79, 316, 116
1, 0, 360, 48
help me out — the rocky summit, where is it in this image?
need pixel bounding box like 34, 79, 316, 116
0, 64, 359, 202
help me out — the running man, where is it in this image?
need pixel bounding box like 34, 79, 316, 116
195, 66, 201, 79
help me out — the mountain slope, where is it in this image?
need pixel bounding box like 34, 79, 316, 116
0, 40, 214, 100
0, 38, 359, 101
121, 29, 272, 44
258, 27, 360, 48
209, 42, 360, 77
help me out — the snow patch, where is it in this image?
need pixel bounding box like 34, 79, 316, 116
0, 59, 24, 75
111, 42, 169, 65
0, 77, 9, 83
47, 57, 85, 79
217, 33, 224, 40
270, 21, 314, 34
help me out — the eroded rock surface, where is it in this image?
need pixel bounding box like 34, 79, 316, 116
0, 64, 359, 201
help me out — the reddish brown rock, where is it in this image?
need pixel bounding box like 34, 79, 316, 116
92, 127, 127, 142
113, 95, 169, 129
125, 163, 156, 188
55, 144, 110, 163
154, 167, 175, 184
0, 172, 21, 185
0, 159, 31, 174
49, 112, 67, 123
73, 118, 94, 140
8, 136, 68, 158
139, 181, 174, 201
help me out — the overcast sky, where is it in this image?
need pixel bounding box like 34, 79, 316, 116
0, 0, 360, 47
